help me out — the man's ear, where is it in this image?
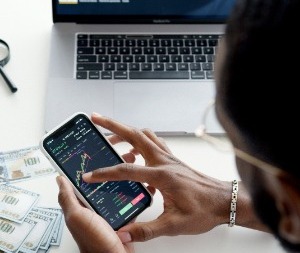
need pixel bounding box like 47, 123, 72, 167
276, 175, 300, 244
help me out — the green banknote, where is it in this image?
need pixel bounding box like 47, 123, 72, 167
0, 217, 36, 253
0, 185, 39, 223
18, 211, 55, 253
0, 146, 55, 184
33, 208, 62, 250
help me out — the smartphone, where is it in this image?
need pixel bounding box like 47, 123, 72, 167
40, 112, 152, 230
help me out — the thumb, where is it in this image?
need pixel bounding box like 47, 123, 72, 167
117, 218, 171, 243
56, 176, 82, 213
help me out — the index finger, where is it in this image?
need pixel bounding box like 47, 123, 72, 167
91, 113, 164, 158
83, 163, 163, 187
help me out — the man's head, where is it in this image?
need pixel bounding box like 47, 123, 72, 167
214, 0, 300, 251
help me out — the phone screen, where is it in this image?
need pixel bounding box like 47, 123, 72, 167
43, 113, 152, 230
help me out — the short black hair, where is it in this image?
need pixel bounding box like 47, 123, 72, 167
219, 0, 300, 178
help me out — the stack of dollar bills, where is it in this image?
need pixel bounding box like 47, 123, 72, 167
0, 184, 64, 253
0, 147, 64, 253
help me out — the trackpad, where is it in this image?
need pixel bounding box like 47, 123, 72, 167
114, 81, 214, 134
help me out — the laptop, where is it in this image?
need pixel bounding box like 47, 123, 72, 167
44, 0, 236, 135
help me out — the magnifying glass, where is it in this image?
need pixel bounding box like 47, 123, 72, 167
0, 39, 18, 93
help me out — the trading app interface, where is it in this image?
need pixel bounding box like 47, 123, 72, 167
44, 114, 151, 229
56, 0, 236, 21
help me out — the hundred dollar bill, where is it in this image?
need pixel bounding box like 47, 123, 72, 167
41, 208, 64, 246
0, 185, 39, 223
0, 217, 36, 253
33, 208, 61, 250
18, 211, 55, 253
36, 245, 50, 253
0, 146, 55, 184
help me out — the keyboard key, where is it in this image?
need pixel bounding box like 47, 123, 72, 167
208, 39, 218, 47
77, 34, 88, 39
125, 39, 136, 47
129, 63, 140, 71
192, 47, 202, 54
179, 48, 190, 54
76, 71, 88, 79
196, 40, 207, 47
153, 63, 164, 71
135, 55, 145, 63
144, 48, 155, 54
132, 48, 142, 54
98, 55, 109, 62
95, 48, 106, 54
90, 40, 100, 47
166, 63, 177, 71
171, 55, 182, 62
89, 71, 100, 79
77, 47, 94, 55
77, 55, 97, 63
185, 40, 195, 47
156, 48, 166, 54
203, 47, 214, 54
77, 40, 88, 47
149, 39, 159, 47
101, 71, 112, 79
207, 55, 215, 62
178, 63, 189, 71
101, 39, 112, 47
123, 55, 134, 62
111, 55, 121, 62
173, 40, 184, 47
195, 55, 206, 62
130, 71, 189, 79
202, 63, 213, 71
108, 48, 118, 54
114, 71, 128, 79
114, 39, 124, 47
104, 63, 115, 71
77, 63, 103, 71
147, 55, 158, 63
141, 63, 152, 71
206, 71, 215, 79
117, 63, 128, 70
183, 55, 194, 62
159, 55, 170, 63
190, 63, 201, 71
191, 71, 205, 79
120, 48, 130, 54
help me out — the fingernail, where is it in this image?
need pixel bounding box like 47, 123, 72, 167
56, 176, 62, 187
82, 172, 92, 180
117, 231, 132, 243
92, 112, 102, 117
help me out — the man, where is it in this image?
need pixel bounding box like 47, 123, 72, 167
56, 0, 300, 252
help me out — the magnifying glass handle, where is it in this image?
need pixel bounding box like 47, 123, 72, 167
0, 66, 18, 93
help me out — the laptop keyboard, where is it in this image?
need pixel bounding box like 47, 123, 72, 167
76, 34, 222, 80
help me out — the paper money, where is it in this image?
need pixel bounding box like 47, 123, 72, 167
18, 211, 55, 253
33, 208, 62, 250
36, 246, 50, 253
0, 217, 36, 253
0, 185, 39, 223
0, 146, 56, 184
41, 208, 64, 246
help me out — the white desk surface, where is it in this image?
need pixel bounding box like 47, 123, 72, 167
0, 1, 285, 252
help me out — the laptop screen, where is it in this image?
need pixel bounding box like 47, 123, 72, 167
53, 0, 236, 24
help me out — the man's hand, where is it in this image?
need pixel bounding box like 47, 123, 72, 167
83, 113, 232, 243
56, 175, 134, 253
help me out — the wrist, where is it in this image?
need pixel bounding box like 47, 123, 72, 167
229, 180, 238, 227
211, 180, 234, 226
